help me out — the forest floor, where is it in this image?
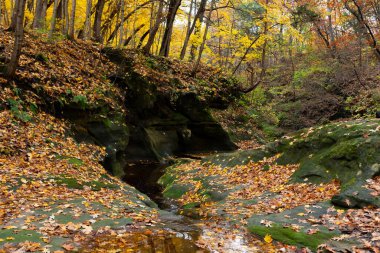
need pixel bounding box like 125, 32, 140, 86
0, 86, 170, 252
1, 28, 380, 253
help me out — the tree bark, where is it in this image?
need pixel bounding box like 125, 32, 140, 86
83, 0, 92, 40
143, 0, 164, 53
48, 0, 60, 39
6, 0, 26, 78
159, 0, 181, 57
63, 0, 69, 35
9, 0, 20, 31
0, 0, 3, 26
93, 0, 105, 42
191, 0, 214, 74
68, 0, 76, 38
32, 0, 44, 29
118, 0, 125, 47
180, 0, 206, 60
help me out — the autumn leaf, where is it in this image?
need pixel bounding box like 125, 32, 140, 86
264, 234, 273, 243
62, 243, 75, 251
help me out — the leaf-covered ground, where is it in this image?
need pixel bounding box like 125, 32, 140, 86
160, 120, 380, 252
161, 156, 340, 252
0, 86, 163, 252
0, 30, 123, 112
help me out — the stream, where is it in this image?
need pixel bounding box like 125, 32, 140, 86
120, 160, 263, 253
122, 161, 208, 253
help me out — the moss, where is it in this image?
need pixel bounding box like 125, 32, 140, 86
72, 95, 88, 109
162, 184, 191, 199
0, 229, 44, 245
55, 177, 83, 189
54, 177, 119, 191
85, 180, 119, 191
35, 53, 49, 63
182, 202, 201, 209
55, 155, 84, 167
249, 225, 338, 251
67, 157, 84, 166
158, 171, 177, 187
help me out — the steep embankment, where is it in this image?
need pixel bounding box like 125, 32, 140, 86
160, 119, 380, 252
0, 86, 161, 252
1, 30, 239, 174
0, 30, 239, 252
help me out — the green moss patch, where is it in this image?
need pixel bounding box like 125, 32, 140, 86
249, 225, 338, 251
54, 177, 119, 191
0, 229, 44, 245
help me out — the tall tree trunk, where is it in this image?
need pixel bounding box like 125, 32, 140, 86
48, 0, 61, 39
180, 0, 206, 60
239, 0, 269, 93
6, 0, 26, 77
63, 0, 69, 35
159, 0, 181, 57
41, 0, 47, 26
83, 0, 92, 40
179, 0, 194, 59
69, 0, 76, 38
191, 0, 214, 74
118, 0, 125, 47
9, 0, 20, 31
0, 0, 3, 26
143, 0, 164, 53
32, 0, 44, 29
2, 0, 10, 26
189, 0, 206, 61
93, 0, 105, 42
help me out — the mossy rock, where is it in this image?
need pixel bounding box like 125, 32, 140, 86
249, 225, 338, 251
248, 202, 342, 251
0, 229, 44, 245
162, 183, 192, 199
54, 177, 119, 191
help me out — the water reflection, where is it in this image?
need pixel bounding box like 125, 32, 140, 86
80, 231, 208, 253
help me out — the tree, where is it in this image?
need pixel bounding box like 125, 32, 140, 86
192, 0, 215, 74
159, 0, 182, 56
93, 0, 106, 42
180, 0, 207, 60
344, 0, 380, 61
83, 0, 92, 40
69, 0, 76, 38
48, 0, 61, 39
6, 0, 27, 77
32, 0, 44, 29
143, 0, 164, 53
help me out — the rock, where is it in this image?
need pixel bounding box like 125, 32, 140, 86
161, 119, 380, 251
248, 202, 341, 251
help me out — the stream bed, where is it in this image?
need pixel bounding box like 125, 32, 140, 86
121, 161, 207, 253
120, 160, 264, 253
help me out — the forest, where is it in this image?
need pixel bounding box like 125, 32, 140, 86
0, 0, 380, 252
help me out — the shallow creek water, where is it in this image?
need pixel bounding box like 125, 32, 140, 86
122, 161, 206, 252
119, 161, 263, 253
